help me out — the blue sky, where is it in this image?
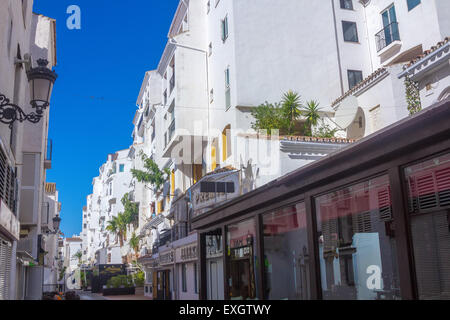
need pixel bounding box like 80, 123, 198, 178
32, 0, 179, 237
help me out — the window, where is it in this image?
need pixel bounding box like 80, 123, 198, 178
263, 202, 310, 300
119, 164, 125, 172
226, 218, 261, 300
315, 175, 400, 300
210, 88, 214, 103
340, 0, 353, 10
221, 16, 229, 42
222, 125, 231, 162
377, 5, 400, 51
182, 263, 187, 292
225, 68, 231, 110
207, 0, 211, 13
194, 263, 198, 294
405, 152, 450, 299
208, 42, 212, 56
342, 21, 358, 42
407, 0, 421, 11
347, 70, 363, 89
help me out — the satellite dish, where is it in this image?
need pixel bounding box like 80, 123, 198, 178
335, 95, 359, 129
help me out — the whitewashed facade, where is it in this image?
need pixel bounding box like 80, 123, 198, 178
81, 149, 134, 266
0, 0, 58, 300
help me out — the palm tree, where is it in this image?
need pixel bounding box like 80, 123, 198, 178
129, 232, 141, 261
281, 90, 303, 135
116, 213, 128, 247
302, 100, 322, 136
73, 251, 82, 266
106, 216, 119, 244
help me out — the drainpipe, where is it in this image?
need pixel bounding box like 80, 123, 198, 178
331, 0, 345, 95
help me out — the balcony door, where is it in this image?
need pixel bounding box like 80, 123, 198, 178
381, 5, 398, 46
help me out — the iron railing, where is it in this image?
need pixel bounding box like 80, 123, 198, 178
169, 75, 175, 93
375, 22, 400, 52
46, 139, 52, 161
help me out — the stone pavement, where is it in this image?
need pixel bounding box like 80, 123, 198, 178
77, 290, 152, 300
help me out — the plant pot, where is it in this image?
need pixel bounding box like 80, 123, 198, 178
135, 287, 145, 296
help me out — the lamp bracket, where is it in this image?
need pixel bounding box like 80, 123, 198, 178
0, 94, 43, 129
14, 54, 32, 71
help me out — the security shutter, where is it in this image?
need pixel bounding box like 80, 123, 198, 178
0, 236, 12, 300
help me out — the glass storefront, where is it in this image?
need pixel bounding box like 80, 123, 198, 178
226, 218, 260, 300
315, 175, 401, 300
405, 152, 450, 300
263, 202, 310, 300
206, 229, 224, 300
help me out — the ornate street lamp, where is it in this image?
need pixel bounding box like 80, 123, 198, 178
0, 58, 57, 128
52, 215, 61, 232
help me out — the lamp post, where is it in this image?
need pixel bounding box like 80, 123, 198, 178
0, 58, 57, 128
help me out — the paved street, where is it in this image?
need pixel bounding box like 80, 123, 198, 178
77, 291, 108, 300
77, 291, 152, 300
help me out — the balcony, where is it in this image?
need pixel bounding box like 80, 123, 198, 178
17, 237, 34, 258
375, 22, 401, 57
44, 139, 52, 169
169, 75, 175, 94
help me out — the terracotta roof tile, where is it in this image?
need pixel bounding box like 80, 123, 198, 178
404, 36, 449, 68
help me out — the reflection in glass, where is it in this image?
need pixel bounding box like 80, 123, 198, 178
205, 229, 224, 300
315, 175, 401, 300
226, 219, 260, 300
405, 152, 450, 299
263, 202, 310, 300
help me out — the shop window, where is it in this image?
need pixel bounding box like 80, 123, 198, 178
206, 229, 224, 300
226, 218, 260, 300
263, 202, 310, 300
315, 175, 401, 300
222, 124, 231, 162
404, 152, 450, 299
194, 262, 198, 294
182, 263, 187, 292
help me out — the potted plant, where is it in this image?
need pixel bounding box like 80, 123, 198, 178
133, 271, 145, 296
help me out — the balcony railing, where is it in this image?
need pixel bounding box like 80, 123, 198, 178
169, 75, 175, 94
375, 22, 400, 52
168, 119, 176, 143
46, 139, 52, 161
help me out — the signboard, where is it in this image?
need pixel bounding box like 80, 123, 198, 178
191, 170, 241, 218
0, 199, 19, 240
176, 244, 197, 263
159, 251, 174, 266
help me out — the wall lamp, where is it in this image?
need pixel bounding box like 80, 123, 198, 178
0, 58, 57, 128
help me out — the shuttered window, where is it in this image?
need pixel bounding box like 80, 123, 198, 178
405, 152, 450, 299
0, 236, 12, 300
0, 148, 16, 214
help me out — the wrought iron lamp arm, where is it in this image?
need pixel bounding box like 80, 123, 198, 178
0, 94, 43, 129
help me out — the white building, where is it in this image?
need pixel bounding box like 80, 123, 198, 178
63, 236, 82, 290
41, 183, 62, 293
330, 0, 450, 139
81, 149, 134, 266
0, 0, 58, 300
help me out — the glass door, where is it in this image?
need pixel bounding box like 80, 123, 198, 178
381, 5, 399, 46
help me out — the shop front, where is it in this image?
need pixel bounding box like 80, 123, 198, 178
174, 234, 199, 300
193, 100, 450, 300
154, 249, 174, 300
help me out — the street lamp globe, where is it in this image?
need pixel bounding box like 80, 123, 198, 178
26, 59, 58, 114
52, 215, 61, 232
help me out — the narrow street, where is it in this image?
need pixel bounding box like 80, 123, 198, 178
76, 291, 107, 300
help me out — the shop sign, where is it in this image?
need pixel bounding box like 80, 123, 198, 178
191, 171, 240, 218
159, 251, 174, 266
179, 245, 197, 262
0, 200, 19, 240
206, 235, 223, 259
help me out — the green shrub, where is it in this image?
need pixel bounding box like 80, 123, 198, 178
106, 275, 133, 288
133, 271, 145, 287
